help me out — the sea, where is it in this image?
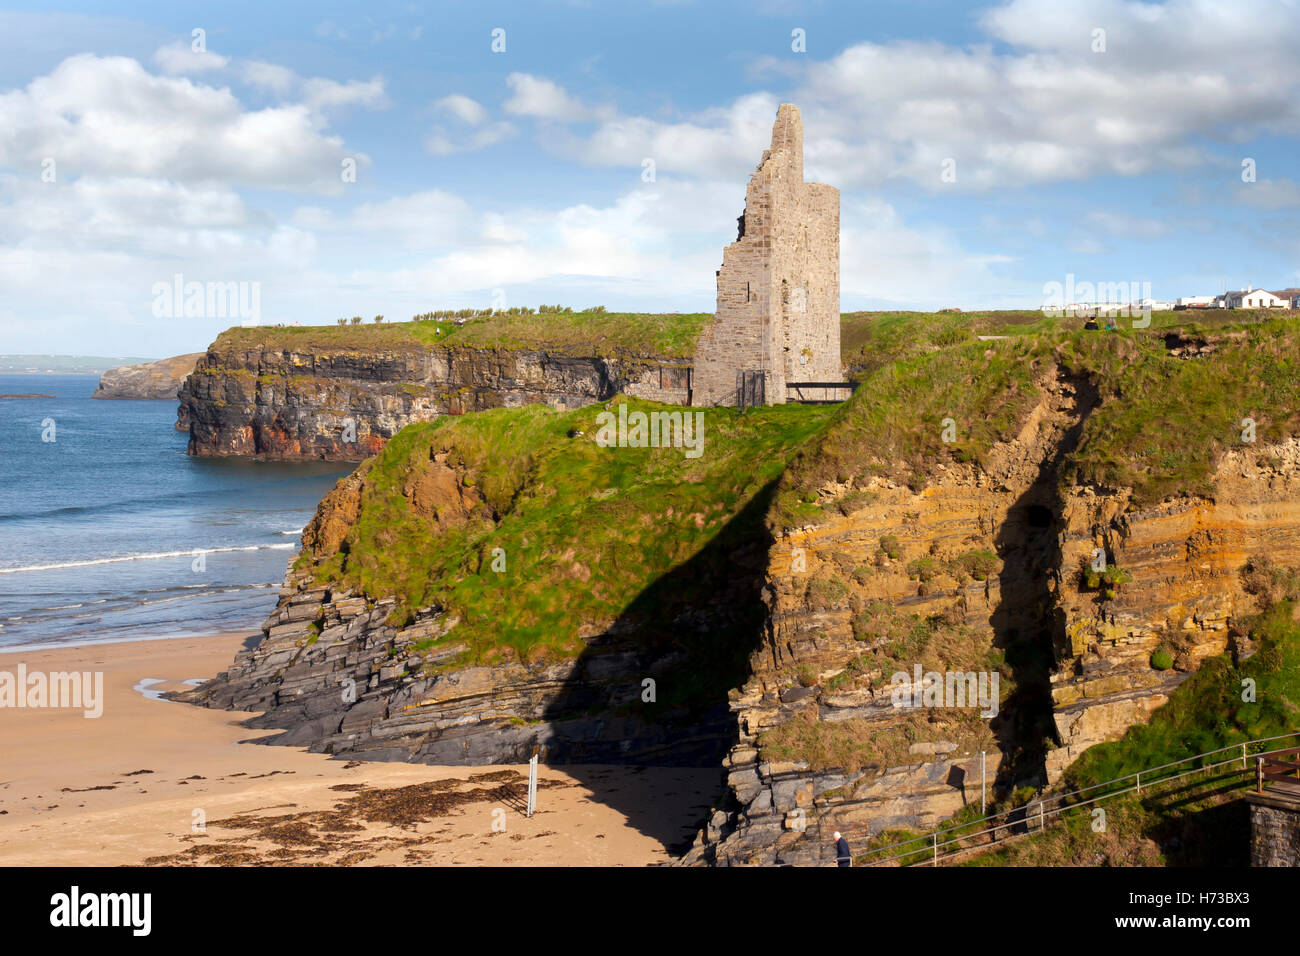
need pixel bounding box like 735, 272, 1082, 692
0, 373, 351, 650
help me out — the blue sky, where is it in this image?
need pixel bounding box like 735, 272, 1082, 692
1, 0, 1298, 357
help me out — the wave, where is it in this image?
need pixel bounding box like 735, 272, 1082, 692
0, 543, 295, 575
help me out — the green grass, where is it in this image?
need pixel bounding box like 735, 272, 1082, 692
775, 311, 1300, 526
211, 311, 712, 359
303, 396, 833, 670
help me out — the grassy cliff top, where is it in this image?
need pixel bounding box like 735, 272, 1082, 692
301, 396, 834, 667
212, 311, 712, 359
777, 309, 1300, 524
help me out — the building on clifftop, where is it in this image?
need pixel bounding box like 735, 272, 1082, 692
691, 104, 841, 407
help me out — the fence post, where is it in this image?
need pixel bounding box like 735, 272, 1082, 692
1256, 756, 1264, 795
1135, 771, 1141, 794
1242, 742, 1247, 771
526, 752, 539, 818
1038, 799, 1044, 832
932, 833, 938, 866
981, 751, 986, 815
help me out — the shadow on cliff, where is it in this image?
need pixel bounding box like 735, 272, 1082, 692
989, 372, 1099, 792
534, 478, 781, 855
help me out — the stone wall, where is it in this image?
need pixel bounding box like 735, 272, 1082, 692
693, 104, 841, 406
1247, 795, 1300, 866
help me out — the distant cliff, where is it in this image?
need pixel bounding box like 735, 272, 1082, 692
93, 353, 202, 401
178, 315, 704, 459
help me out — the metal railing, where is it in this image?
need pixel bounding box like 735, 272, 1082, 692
837, 731, 1300, 867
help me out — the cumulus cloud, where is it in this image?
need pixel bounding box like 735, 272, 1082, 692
504, 73, 593, 122
527, 0, 1300, 191
0, 54, 370, 191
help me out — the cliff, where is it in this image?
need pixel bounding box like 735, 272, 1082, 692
93, 352, 203, 401
182, 308, 1300, 865
181, 397, 832, 777
178, 314, 703, 459
682, 315, 1300, 865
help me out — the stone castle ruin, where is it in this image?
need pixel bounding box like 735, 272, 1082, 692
692, 104, 842, 406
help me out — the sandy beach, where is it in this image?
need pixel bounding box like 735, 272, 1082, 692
0, 634, 718, 866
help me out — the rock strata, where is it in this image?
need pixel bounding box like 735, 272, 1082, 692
92, 353, 203, 401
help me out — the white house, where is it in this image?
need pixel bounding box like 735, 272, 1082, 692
1224, 286, 1288, 308
1175, 295, 1216, 308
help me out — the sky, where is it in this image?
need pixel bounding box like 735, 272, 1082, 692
1, 0, 1298, 358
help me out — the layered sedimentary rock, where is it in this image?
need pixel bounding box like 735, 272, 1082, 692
92, 353, 202, 401
1044, 438, 1300, 779
684, 379, 1300, 864
682, 369, 1090, 864
182, 563, 733, 766
179, 343, 691, 459
693, 104, 841, 407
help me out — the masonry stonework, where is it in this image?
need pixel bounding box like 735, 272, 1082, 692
1247, 794, 1300, 866
692, 104, 841, 406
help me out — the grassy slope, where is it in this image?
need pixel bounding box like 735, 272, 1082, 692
777, 310, 1300, 528
305, 397, 833, 671
287, 308, 1300, 701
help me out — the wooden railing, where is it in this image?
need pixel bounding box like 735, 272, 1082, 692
1256, 746, 1300, 793
786, 381, 858, 404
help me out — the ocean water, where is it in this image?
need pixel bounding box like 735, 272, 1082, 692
0, 374, 351, 650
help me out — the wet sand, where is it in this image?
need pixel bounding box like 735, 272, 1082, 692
0, 634, 717, 865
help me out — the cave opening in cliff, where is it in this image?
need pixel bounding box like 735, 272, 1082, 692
1025, 505, 1053, 528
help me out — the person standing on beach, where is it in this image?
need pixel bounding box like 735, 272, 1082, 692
833, 831, 851, 867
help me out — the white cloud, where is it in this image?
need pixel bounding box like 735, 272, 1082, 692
504, 73, 592, 122
242, 60, 297, 95
0, 54, 370, 192
152, 40, 229, 75
435, 94, 489, 126
426, 93, 515, 154
302, 76, 389, 111
528, 0, 1300, 191
425, 122, 516, 155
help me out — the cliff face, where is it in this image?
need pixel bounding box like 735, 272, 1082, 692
93, 353, 202, 402
683, 384, 1300, 865
1045, 439, 1300, 779
180, 398, 823, 779
178, 313, 1300, 865
182, 564, 736, 766
179, 343, 691, 459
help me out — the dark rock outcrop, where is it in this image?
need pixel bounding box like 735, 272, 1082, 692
179, 564, 734, 767
178, 343, 692, 459
92, 353, 203, 401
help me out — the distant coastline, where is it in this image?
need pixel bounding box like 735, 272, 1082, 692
0, 354, 158, 375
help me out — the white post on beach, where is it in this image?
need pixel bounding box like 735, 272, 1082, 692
980, 750, 986, 815
526, 753, 538, 818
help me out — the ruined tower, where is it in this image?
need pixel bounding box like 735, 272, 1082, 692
692, 104, 841, 407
